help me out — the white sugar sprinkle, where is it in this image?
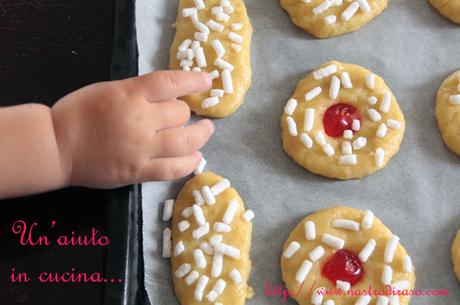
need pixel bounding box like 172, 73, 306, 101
284, 98, 298, 115
304, 108, 315, 132
162, 227, 171, 258
313, 64, 337, 80
209, 70, 220, 80
178, 220, 191, 232
305, 86, 322, 101
359, 239, 376, 262
387, 119, 402, 129
376, 296, 389, 305
315, 131, 327, 146
181, 207, 193, 218
202, 97, 219, 109
305, 221, 316, 240
216, 12, 230, 22
195, 47, 207, 67
213, 278, 227, 295
182, 7, 197, 17
192, 222, 210, 240
365, 73, 376, 90
178, 39, 192, 52
194, 0, 205, 10
403, 255, 413, 273
214, 242, 241, 259
381, 265, 393, 285
211, 89, 224, 98
185, 270, 199, 285
211, 6, 224, 15
222, 69, 234, 93
228, 32, 243, 44
194, 22, 210, 34
352, 137, 367, 150
192, 204, 206, 226
324, 15, 337, 25
200, 241, 214, 255
323, 143, 335, 157
229, 269, 242, 284
355, 295, 372, 305
336, 280, 351, 292
361, 210, 374, 229
300, 133, 314, 149
338, 154, 357, 165
242, 210, 255, 222
311, 287, 325, 305
174, 241, 185, 257
211, 179, 231, 196
194, 32, 208, 42
194, 275, 209, 301
380, 92, 392, 113
162, 199, 174, 221
192, 67, 201, 72
211, 39, 225, 58
352, 119, 361, 131
341, 2, 360, 21
202, 186, 216, 205
206, 291, 218, 302
309, 246, 325, 262
313, 0, 332, 16
368, 109, 382, 122
211, 252, 224, 278
209, 235, 223, 246
207, 19, 225, 32
343, 129, 353, 140
329, 75, 341, 100
231, 22, 244, 30
223, 198, 239, 225
342, 141, 353, 155
215, 58, 234, 71
449, 95, 460, 105
287, 116, 298, 137
376, 123, 388, 138
175, 263, 192, 278
368, 96, 378, 105
213, 222, 231, 233
321, 233, 345, 249
384, 235, 400, 263
296, 260, 313, 284
193, 248, 207, 269
341, 72, 353, 89
231, 43, 242, 52
357, 0, 372, 14
332, 219, 360, 231
375, 148, 385, 167
283, 241, 301, 258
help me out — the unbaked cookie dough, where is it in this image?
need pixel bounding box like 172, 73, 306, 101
279, 0, 389, 38
281, 206, 416, 305
428, 0, 460, 24
435, 71, 460, 156
281, 61, 406, 180
170, 0, 253, 118
169, 172, 254, 305
451, 230, 460, 282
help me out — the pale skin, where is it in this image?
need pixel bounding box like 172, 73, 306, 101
0, 71, 215, 199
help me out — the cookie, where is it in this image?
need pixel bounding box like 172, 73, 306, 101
170, 0, 252, 118
281, 61, 405, 180
451, 230, 460, 282
280, 206, 416, 305
435, 70, 460, 156
279, 0, 389, 38
428, 0, 460, 24
169, 172, 254, 305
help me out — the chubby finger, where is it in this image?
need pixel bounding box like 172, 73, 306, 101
140, 151, 203, 182
152, 99, 191, 130
128, 71, 212, 102
153, 119, 215, 157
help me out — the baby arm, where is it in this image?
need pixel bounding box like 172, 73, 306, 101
0, 71, 214, 199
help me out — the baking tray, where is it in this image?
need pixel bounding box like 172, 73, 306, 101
138, 1, 460, 305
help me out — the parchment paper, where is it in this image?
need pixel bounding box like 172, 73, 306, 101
137, 1, 460, 304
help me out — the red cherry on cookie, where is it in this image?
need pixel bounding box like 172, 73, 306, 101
322, 249, 364, 286
323, 103, 361, 138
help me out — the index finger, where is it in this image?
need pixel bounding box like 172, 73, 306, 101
126, 71, 212, 102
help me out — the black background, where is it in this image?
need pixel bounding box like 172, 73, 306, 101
0, 0, 120, 304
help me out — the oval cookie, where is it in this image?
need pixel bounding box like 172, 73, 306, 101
279, 0, 389, 38
281, 61, 406, 180
280, 206, 416, 305
452, 230, 460, 282
428, 0, 460, 24
435, 70, 460, 156
171, 172, 254, 305
170, 0, 253, 118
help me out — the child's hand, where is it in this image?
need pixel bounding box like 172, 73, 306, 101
52, 71, 214, 188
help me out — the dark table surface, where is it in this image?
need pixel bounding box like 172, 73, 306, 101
0, 1, 123, 304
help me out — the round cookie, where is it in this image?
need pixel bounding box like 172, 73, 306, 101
435, 70, 460, 156
452, 230, 460, 282
280, 206, 416, 305
279, 0, 389, 38
169, 0, 253, 118
170, 172, 254, 305
428, 0, 460, 24
281, 61, 406, 180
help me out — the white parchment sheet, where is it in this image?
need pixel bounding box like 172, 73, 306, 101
137, 1, 460, 304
